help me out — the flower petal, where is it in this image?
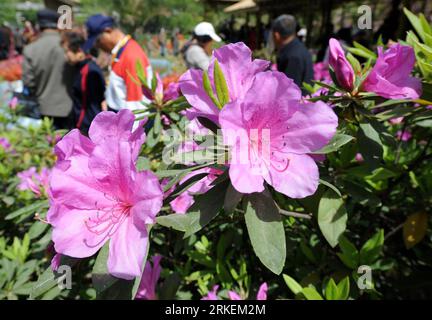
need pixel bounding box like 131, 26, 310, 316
51, 206, 108, 258
107, 219, 149, 280
264, 154, 319, 198
281, 101, 338, 154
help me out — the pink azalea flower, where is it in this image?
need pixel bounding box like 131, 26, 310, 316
179, 42, 270, 125
135, 255, 162, 300
17, 167, 51, 197
0, 137, 12, 152
228, 283, 268, 300
46, 133, 63, 145
163, 82, 180, 102
169, 167, 223, 214
396, 130, 412, 142
47, 110, 163, 280
142, 74, 180, 105
50, 253, 62, 272
206, 283, 268, 300
363, 44, 422, 99
256, 282, 268, 300
201, 285, 220, 300
328, 38, 355, 91
355, 153, 364, 162
228, 291, 242, 300
9, 96, 18, 110
170, 192, 194, 214
219, 71, 338, 198
313, 62, 331, 82
389, 117, 404, 125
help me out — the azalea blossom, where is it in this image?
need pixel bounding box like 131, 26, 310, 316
355, 153, 364, 163
142, 73, 180, 105
17, 167, 51, 197
396, 130, 412, 142
135, 255, 162, 300
363, 44, 422, 99
203, 283, 268, 300
219, 71, 338, 198
179, 42, 270, 125
328, 38, 355, 91
47, 110, 163, 280
389, 117, 404, 125
201, 285, 220, 300
229, 282, 268, 301
169, 167, 223, 214
0, 137, 12, 152
313, 62, 331, 82
9, 96, 18, 110
50, 253, 62, 271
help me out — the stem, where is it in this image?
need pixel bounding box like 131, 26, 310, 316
279, 209, 312, 220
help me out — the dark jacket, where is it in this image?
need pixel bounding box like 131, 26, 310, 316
276, 38, 314, 92
22, 31, 74, 117
71, 59, 105, 134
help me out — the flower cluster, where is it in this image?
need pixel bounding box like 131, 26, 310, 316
329, 38, 422, 99
180, 42, 339, 198
47, 110, 163, 280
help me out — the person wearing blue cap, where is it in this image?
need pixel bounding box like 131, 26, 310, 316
84, 14, 153, 111
22, 9, 74, 129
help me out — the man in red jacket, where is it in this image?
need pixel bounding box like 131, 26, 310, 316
84, 15, 153, 111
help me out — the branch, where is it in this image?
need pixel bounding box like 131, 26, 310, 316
279, 209, 313, 220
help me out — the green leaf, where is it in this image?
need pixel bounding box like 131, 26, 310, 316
197, 116, 220, 135
283, 274, 303, 295
183, 180, 228, 237
325, 278, 338, 300
224, 182, 243, 214
346, 53, 362, 75
312, 134, 354, 154
28, 221, 49, 240
202, 70, 221, 109
136, 60, 148, 87
213, 59, 230, 108
136, 157, 151, 171
302, 287, 324, 300
159, 273, 181, 299
30, 256, 77, 299
244, 192, 286, 275
154, 111, 162, 135
353, 41, 377, 58
318, 189, 348, 248
359, 229, 384, 265
163, 172, 209, 205
156, 214, 191, 232
159, 181, 227, 236
404, 7, 426, 43
5, 200, 48, 221
357, 122, 383, 168
337, 235, 359, 269
348, 47, 376, 61
337, 277, 350, 300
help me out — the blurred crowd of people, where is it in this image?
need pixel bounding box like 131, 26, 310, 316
0, 6, 386, 136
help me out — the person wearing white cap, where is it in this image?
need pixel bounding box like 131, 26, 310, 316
182, 22, 222, 71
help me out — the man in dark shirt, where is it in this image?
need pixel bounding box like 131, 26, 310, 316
272, 15, 314, 93
61, 31, 106, 134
